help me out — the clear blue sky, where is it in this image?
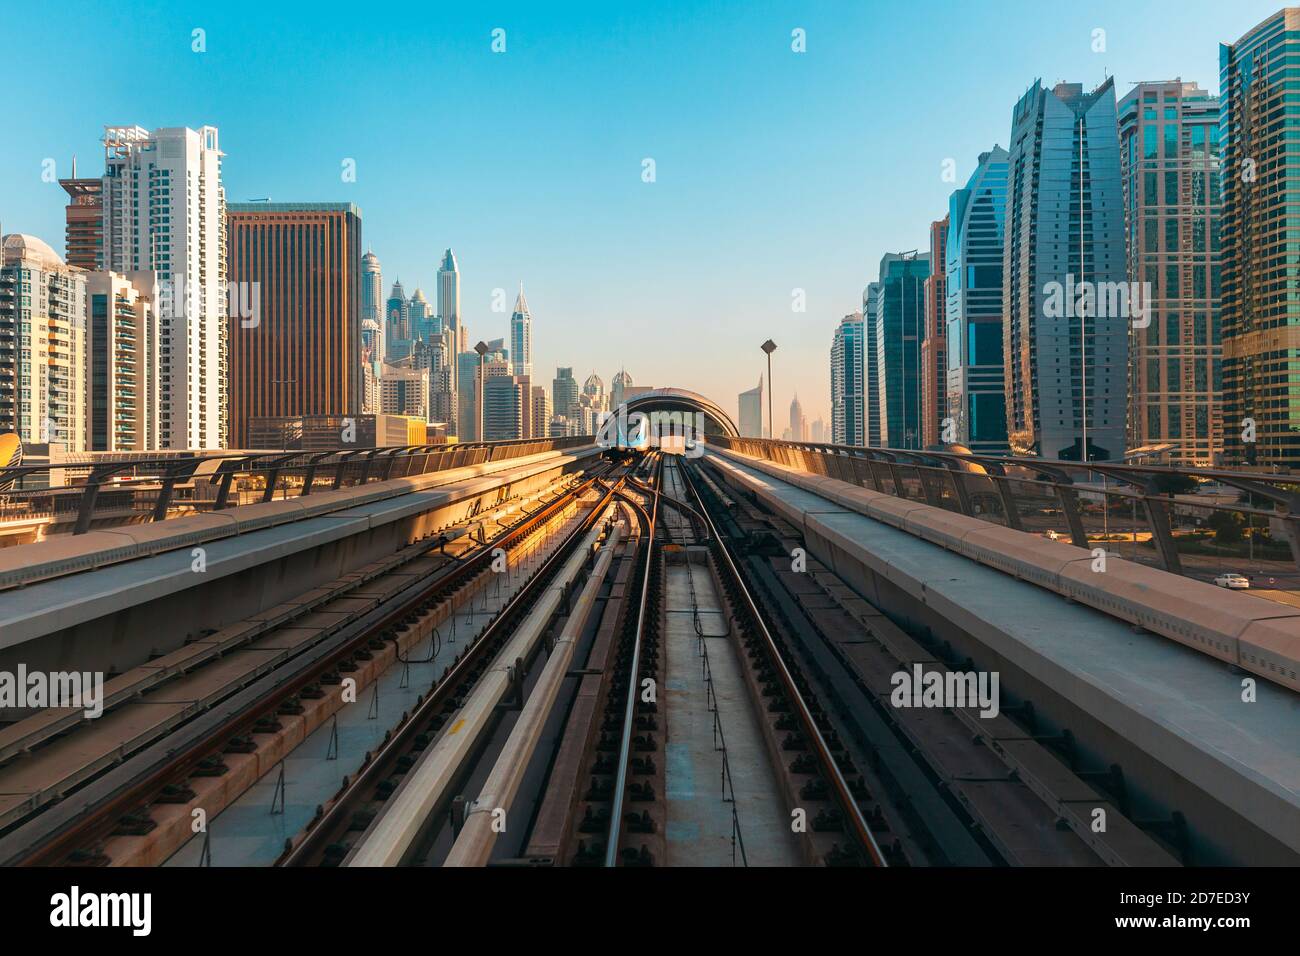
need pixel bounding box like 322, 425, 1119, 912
0, 0, 1282, 427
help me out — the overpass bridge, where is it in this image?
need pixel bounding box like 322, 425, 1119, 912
0, 393, 1295, 869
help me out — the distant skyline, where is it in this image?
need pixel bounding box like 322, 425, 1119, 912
0, 0, 1283, 427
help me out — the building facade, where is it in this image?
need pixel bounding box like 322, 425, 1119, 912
553, 366, 579, 420
875, 252, 930, 450
921, 217, 949, 446
0, 235, 88, 451
862, 282, 882, 446
946, 146, 1010, 455
1220, 9, 1300, 468
101, 125, 226, 449
1004, 80, 1127, 461
1119, 80, 1222, 467
361, 250, 383, 364
58, 166, 103, 272
484, 374, 528, 440
510, 284, 533, 381
386, 279, 411, 362
830, 312, 865, 445
378, 362, 429, 420
225, 202, 363, 449
86, 271, 159, 451
738, 376, 764, 438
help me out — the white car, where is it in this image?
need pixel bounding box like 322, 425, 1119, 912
1214, 573, 1250, 590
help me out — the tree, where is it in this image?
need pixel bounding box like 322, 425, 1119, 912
1149, 473, 1198, 497
1206, 510, 1244, 544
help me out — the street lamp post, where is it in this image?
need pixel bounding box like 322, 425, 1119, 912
761, 339, 777, 440
474, 341, 489, 442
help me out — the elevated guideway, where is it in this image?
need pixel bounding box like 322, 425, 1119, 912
702, 442, 1300, 866
0, 441, 603, 683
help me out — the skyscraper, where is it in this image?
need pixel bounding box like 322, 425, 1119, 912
922, 217, 949, 446
386, 279, 411, 362
530, 386, 551, 440
738, 376, 765, 438
101, 125, 226, 449
1220, 10, 1300, 468
583, 372, 605, 411
408, 287, 433, 341
611, 368, 633, 410
437, 249, 462, 354
86, 270, 160, 451
226, 203, 363, 449
1004, 80, 1127, 461
58, 159, 103, 272
1119, 80, 1222, 468
789, 394, 807, 442
553, 367, 579, 420
831, 312, 865, 445
358, 248, 382, 364
457, 350, 479, 440
0, 235, 88, 451
862, 282, 882, 446
484, 374, 528, 440
946, 146, 1010, 455
510, 283, 533, 380
875, 252, 930, 450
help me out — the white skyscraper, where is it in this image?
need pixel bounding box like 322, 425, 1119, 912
361, 250, 384, 364
101, 125, 226, 449
437, 249, 462, 353
510, 283, 533, 380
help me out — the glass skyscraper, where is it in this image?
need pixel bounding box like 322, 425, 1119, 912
510, 283, 533, 381
831, 312, 865, 446
874, 252, 929, 450
1220, 9, 1300, 468
861, 282, 882, 446
1118, 80, 1222, 468
945, 146, 1009, 455
1003, 79, 1127, 461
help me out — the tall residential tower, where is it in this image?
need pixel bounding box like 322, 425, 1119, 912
1220, 9, 1300, 468
1119, 80, 1222, 467
101, 125, 226, 449
1003, 80, 1127, 461
945, 146, 1010, 454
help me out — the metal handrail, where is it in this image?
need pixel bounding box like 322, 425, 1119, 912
0, 436, 596, 535
709, 435, 1300, 577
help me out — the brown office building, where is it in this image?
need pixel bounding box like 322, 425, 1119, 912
58, 169, 103, 271
226, 202, 362, 448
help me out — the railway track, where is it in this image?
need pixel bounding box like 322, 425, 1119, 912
0, 464, 612, 866
689, 454, 1184, 866
0, 449, 1196, 869
279, 470, 631, 866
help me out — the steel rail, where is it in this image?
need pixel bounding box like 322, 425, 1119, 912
4, 470, 608, 867
676, 458, 888, 867
282, 472, 629, 866
603, 455, 662, 866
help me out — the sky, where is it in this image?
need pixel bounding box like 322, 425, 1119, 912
0, 0, 1284, 429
